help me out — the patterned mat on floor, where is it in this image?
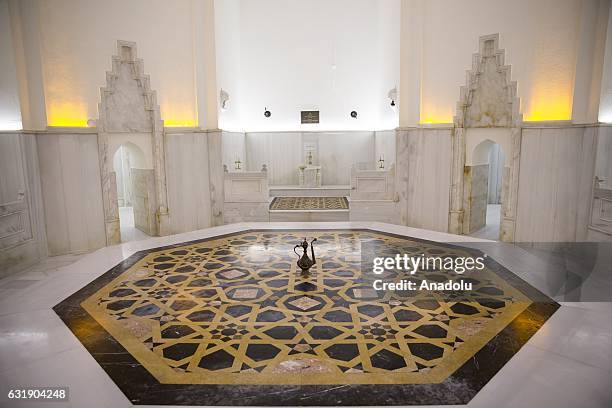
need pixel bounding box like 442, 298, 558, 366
270, 196, 349, 211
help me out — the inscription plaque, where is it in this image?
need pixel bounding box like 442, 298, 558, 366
301, 111, 320, 124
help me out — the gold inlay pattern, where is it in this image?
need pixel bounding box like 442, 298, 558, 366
269, 197, 349, 211
81, 231, 531, 385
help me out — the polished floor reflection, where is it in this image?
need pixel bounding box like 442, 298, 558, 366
2, 223, 611, 408
52, 229, 558, 405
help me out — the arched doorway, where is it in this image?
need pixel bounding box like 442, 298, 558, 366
112, 142, 149, 242
96, 40, 169, 246
464, 139, 506, 240
448, 34, 523, 242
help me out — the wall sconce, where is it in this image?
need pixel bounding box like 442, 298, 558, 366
264, 108, 271, 118
388, 87, 397, 111
350, 110, 358, 119
220, 89, 230, 111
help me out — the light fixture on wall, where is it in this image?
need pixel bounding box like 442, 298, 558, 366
220, 89, 230, 111
264, 107, 271, 118
350, 110, 358, 119
388, 87, 398, 111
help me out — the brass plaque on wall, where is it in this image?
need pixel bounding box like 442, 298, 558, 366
301, 111, 320, 124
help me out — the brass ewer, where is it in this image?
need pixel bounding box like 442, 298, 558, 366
294, 238, 317, 274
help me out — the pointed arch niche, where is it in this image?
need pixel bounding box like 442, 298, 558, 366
97, 40, 169, 245
449, 34, 522, 241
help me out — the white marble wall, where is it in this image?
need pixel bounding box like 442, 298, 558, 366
595, 125, 612, 189
374, 130, 396, 170
37, 132, 106, 255
165, 132, 213, 234
488, 144, 504, 204
515, 126, 598, 242
131, 168, 157, 236
0, 133, 46, 277
396, 128, 452, 233
245, 131, 377, 186
246, 132, 302, 185
463, 164, 489, 233
318, 132, 375, 185
221, 131, 246, 171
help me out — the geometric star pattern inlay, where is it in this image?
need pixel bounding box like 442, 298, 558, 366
79, 230, 529, 384
54, 229, 559, 405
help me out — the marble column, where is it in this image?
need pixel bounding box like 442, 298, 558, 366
500, 127, 521, 242
448, 127, 466, 234
97, 131, 120, 245
396, 128, 409, 225
153, 121, 169, 236
208, 131, 224, 226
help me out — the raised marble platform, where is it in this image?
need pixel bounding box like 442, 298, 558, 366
269, 197, 350, 222
51, 222, 558, 406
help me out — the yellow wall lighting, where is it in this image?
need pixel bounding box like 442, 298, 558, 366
160, 103, 197, 127
46, 103, 89, 127
46, 103, 197, 128
523, 92, 573, 122
420, 101, 454, 124
523, 63, 573, 121
163, 119, 197, 127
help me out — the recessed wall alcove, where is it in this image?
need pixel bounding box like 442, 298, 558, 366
449, 34, 522, 242
96, 40, 169, 245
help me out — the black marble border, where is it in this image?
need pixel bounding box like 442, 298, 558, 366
53, 229, 559, 406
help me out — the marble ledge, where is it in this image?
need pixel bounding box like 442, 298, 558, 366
114, 221, 493, 255
9, 123, 609, 136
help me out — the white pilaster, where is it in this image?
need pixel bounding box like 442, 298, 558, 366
572, 0, 611, 124
8, 0, 47, 130
399, 0, 424, 127
192, 0, 219, 130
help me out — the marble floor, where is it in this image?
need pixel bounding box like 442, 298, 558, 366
0, 222, 611, 408
119, 206, 150, 243
469, 204, 501, 241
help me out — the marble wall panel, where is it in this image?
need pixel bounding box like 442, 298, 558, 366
375, 130, 397, 170
0, 133, 46, 277
131, 168, 157, 236
246, 132, 302, 185
595, 125, 612, 189
397, 128, 452, 232
165, 132, 213, 234
37, 133, 106, 255
318, 132, 374, 185
516, 126, 598, 242
222, 131, 246, 171
223, 202, 269, 223
245, 131, 376, 186
350, 201, 400, 224
463, 164, 489, 233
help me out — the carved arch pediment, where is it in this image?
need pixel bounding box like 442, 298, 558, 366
98, 40, 163, 133
454, 34, 522, 128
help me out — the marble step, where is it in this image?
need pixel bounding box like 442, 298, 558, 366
269, 210, 350, 222
269, 185, 351, 197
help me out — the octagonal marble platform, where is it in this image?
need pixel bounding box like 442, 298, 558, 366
48, 223, 560, 406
